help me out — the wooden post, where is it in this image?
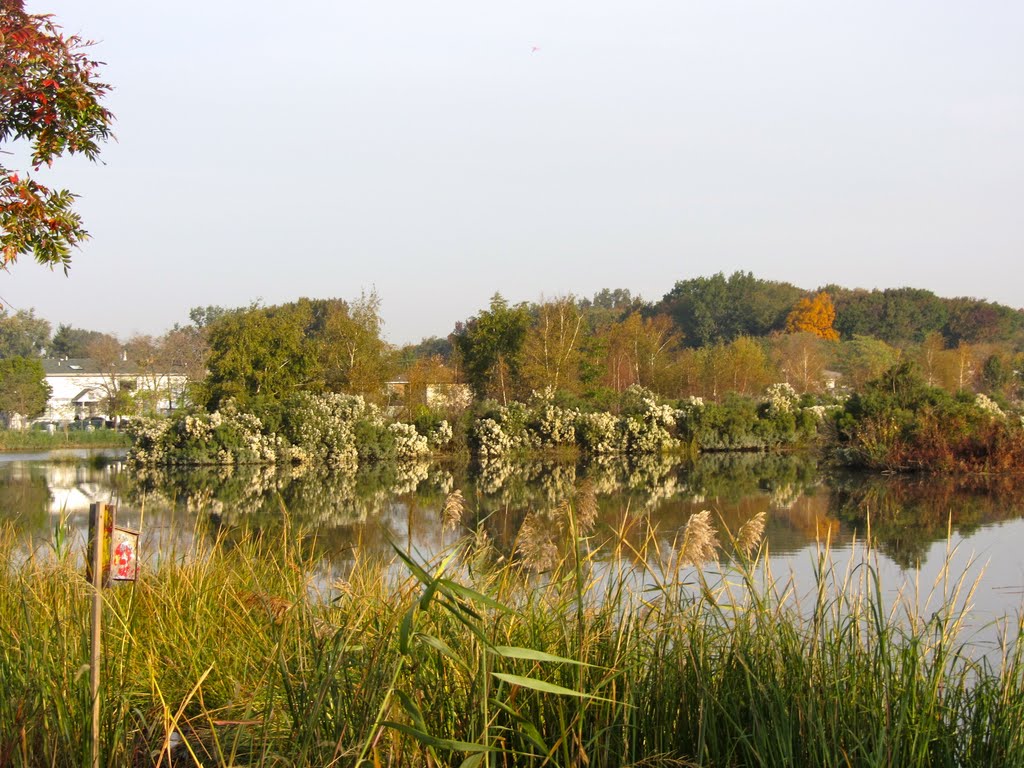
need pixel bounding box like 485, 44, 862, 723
89, 502, 106, 768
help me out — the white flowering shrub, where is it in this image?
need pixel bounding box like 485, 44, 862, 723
975, 393, 1005, 419
389, 421, 430, 459
127, 402, 278, 466
765, 383, 800, 416
279, 392, 360, 470
622, 415, 677, 454
576, 411, 623, 454
426, 419, 453, 449
472, 400, 535, 457
126, 417, 172, 464
619, 385, 680, 454
473, 418, 519, 459
531, 403, 577, 448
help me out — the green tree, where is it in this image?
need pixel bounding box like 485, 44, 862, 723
659, 271, 802, 347
981, 353, 1011, 398
598, 311, 681, 395
521, 296, 586, 395
201, 303, 322, 409
454, 294, 531, 404
0, 307, 49, 357
915, 331, 946, 388
838, 335, 902, 391
1, 1, 113, 271
0, 355, 50, 424
47, 323, 109, 358
771, 332, 831, 394
321, 291, 393, 399
721, 335, 774, 395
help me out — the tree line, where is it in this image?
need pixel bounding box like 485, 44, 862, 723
2, 272, 1023, 427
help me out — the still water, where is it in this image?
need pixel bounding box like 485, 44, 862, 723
3, 450, 1023, 646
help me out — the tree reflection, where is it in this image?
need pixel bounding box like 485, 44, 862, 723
829, 472, 1024, 568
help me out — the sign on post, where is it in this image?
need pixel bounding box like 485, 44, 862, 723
111, 526, 140, 582
86, 505, 140, 584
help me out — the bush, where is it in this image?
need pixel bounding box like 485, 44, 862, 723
833, 362, 1024, 471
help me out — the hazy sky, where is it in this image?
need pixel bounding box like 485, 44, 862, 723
4, 1, 1023, 344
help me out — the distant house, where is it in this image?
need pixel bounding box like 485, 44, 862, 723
386, 379, 473, 411
39, 358, 189, 424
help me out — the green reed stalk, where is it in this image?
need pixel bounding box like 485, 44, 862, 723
1, 506, 1023, 767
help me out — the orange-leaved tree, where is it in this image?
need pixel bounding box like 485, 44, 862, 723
786, 291, 839, 341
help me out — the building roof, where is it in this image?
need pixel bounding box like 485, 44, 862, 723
41, 358, 186, 377
42, 358, 105, 376
71, 387, 103, 404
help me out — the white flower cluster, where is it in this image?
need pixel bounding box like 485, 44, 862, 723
533, 403, 576, 447
765, 382, 800, 416
805, 405, 835, 421
282, 392, 359, 470
975, 393, 1005, 419
125, 417, 172, 464
473, 418, 522, 458
620, 387, 680, 454
677, 395, 705, 417
623, 385, 677, 428
182, 414, 213, 442
622, 415, 677, 454
426, 420, 453, 449
389, 421, 430, 459
530, 386, 558, 403
576, 411, 622, 454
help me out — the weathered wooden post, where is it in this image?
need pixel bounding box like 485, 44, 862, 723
87, 502, 110, 768
87, 502, 140, 768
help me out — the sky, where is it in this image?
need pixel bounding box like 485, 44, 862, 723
4, 1, 1023, 345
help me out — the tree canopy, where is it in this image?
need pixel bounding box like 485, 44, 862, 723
1, 0, 113, 272
0, 354, 50, 422
658, 272, 803, 347
0, 306, 49, 357
454, 294, 531, 404
786, 292, 839, 340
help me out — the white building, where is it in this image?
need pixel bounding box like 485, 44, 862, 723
40, 358, 188, 424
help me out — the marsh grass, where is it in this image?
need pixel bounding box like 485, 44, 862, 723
0, 428, 130, 452
0, 502, 1022, 767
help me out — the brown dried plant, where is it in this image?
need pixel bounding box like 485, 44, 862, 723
679, 509, 720, 567
736, 511, 767, 559
441, 489, 467, 531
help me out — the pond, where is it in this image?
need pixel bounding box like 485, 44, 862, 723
3, 449, 1023, 649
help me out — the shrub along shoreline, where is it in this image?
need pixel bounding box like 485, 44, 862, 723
2, 503, 1022, 766
127, 384, 822, 470
127, 363, 1024, 476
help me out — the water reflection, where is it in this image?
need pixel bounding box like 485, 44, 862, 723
1, 452, 1023, 582
829, 472, 1024, 568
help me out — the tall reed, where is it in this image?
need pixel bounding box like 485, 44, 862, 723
0, 503, 1022, 767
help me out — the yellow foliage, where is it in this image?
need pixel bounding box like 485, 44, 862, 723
786, 292, 839, 341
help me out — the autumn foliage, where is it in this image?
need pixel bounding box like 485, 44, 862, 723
0, 0, 113, 271
786, 292, 839, 340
